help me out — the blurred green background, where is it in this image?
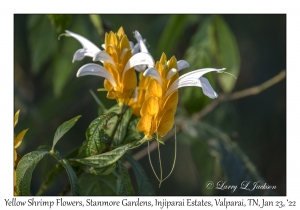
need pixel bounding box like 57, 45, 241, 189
14, 14, 286, 195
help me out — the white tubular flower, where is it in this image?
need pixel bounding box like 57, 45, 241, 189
131, 30, 151, 72
123, 52, 155, 76
76, 63, 117, 87
165, 68, 226, 99
65, 30, 101, 63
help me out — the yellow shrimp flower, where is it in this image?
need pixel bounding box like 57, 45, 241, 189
66, 27, 154, 106
137, 53, 225, 138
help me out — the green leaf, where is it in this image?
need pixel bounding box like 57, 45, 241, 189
113, 107, 132, 146
89, 14, 104, 36
89, 89, 107, 115
36, 163, 64, 195
79, 173, 117, 195
190, 140, 221, 195
116, 161, 134, 195
125, 153, 155, 195
87, 163, 116, 176
182, 16, 217, 114
36, 145, 82, 195
59, 159, 81, 195
27, 15, 58, 74
52, 115, 81, 149
73, 139, 144, 168
181, 15, 240, 113
123, 118, 143, 144
16, 149, 49, 195
156, 14, 189, 57
85, 112, 117, 156
213, 15, 240, 93
183, 120, 275, 195
47, 14, 72, 33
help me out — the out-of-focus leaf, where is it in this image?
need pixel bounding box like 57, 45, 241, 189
123, 118, 143, 144
52, 115, 81, 149
213, 15, 240, 93
116, 161, 134, 195
73, 139, 144, 167
85, 112, 117, 156
79, 172, 117, 195
59, 159, 81, 195
89, 15, 104, 37
89, 89, 107, 115
36, 163, 64, 195
47, 14, 72, 33
52, 36, 81, 97
182, 15, 240, 113
156, 15, 189, 57
125, 153, 155, 195
190, 139, 221, 195
16, 149, 49, 195
112, 107, 132, 146
27, 15, 58, 74
181, 16, 216, 114
182, 119, 275, 195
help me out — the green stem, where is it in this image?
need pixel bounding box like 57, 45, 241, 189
49, 149, 62, 161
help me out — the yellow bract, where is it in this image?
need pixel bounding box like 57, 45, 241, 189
103, 27, 137, 106
137, 53, 179, 138
14, 110, 28, 196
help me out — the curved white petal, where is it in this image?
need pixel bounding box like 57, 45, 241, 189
131, 43, 140, 55
165, 68, 225, 98
177, 60, 190, 71
123, 52, 155, 76
66, 30, 101, 61
93, 51, 116, 67
135, 31, 148, 53
200, 77, 218, 99
143, 67, 162, 86
77, 63, 116, 87
179, 68, 225, 81
166, 68, 178, 80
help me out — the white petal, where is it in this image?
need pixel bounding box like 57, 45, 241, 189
178, 68, 225, 82
123, 52, 155, 76
165, 68, 225, 98
131, 43, 140, 55
177, 60, 190, 71
72, 49, 86, 62
143, 67, 162, 86
135, 31, 148, 53
134, 64, 147, 72
93, 51, 116, 67
166, 68, 178, 80
66, 30, 100, 53
77, 63, 116, 87
200, 77, 218, 99
66, 30, 101, 61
